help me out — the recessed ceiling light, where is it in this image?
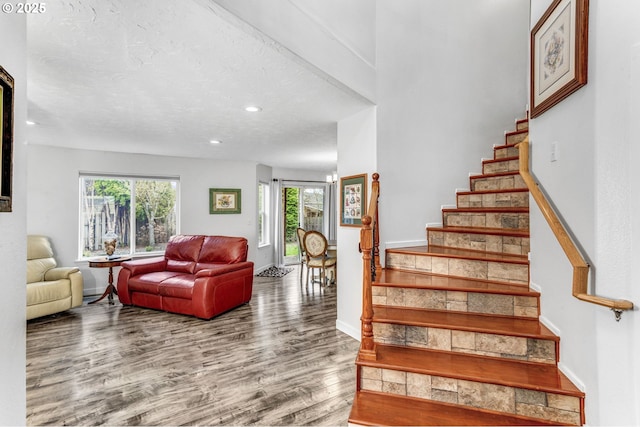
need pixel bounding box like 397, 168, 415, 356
209, 139, 222, 144
244, 106, 262, 113
26, 120, 36, 125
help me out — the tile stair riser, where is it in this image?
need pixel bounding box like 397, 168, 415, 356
428, 230, 530, 255
471, 174, 526, 191
372, 322, 557, 364
457, 191, 529, 209
483, 158, 520, 174
359, 367, 581, 425
386, 253, 529, 285
495, 146, 520, 159
442, 211, 529, 230
372, 286, 539, 318
506, 132, 528, 145
516, 121, 529, 131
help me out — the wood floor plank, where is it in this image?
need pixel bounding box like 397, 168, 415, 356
26, 267, 359, 426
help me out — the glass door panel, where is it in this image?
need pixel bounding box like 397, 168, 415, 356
282, 184, 325, 265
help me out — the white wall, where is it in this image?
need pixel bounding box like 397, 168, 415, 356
529, 1, 640, 424
0, 13, 27, 426
336, 106, 377, 339
26, 145, 264, 295
377, 0, 530, 249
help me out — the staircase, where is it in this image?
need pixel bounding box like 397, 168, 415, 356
349, 117, 586, 426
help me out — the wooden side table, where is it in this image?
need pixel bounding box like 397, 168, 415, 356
88, 256, 131, 305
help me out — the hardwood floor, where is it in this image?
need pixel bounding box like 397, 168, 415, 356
26, 267, 359, 426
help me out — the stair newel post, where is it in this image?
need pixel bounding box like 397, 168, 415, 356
359, 214, 377, 361
359, 173, 380, 360
371, 173, 382, 277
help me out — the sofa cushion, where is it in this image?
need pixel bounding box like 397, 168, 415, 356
27, 235, 58, 284
198, 236, 248, 265
27, 280, 71, 306
164, 235, 205, 273
128, 271, 184, 294
27, 258, 57, 284
27, 235, 54, 260
158, 275, 196, 299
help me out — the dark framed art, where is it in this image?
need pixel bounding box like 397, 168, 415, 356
0, 65, 14, 213
340, 173, 367, 227
530, 0, 589, 118
209, 188, 241, 214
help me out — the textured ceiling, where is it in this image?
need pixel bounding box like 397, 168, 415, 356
26, 0, 371, 171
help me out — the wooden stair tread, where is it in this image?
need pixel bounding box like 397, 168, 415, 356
387, 245, 529, 264
373, 305, 558, 341
349, 390, 566, 426
428, 225, 529, 237
494, 142, 520, 150
505, 128, 529, 138
375, 270, 536, 295
483, 155, 519, 164
470, 170, 522, 179
359, 345, 583, 396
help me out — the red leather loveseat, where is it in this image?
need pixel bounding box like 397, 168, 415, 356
116, 235, 254, 319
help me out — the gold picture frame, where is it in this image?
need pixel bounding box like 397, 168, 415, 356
340, 173, 367, 227
0, 65, 14, 213
209, 188, 242, 214
530, 0, 589, 118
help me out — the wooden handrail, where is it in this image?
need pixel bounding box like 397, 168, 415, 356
517, 138, 633, 320
359, 173, 380, 360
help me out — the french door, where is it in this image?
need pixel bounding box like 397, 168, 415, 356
282, 184, 326, 265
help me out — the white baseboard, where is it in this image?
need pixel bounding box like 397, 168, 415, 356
558, 362, 586, 392
531, 280, 586, 393
83, 286, 100, 297
336, 319, 361, 341
384, 239, 428, 249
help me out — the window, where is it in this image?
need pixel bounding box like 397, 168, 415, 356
258, 181, 270, 247
79, 174, 179, 258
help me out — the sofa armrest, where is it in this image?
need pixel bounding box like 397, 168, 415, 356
195, 262, 254, 278
44, 266, 80, 281
192, 261, 254, 319
121, 257, 166, 276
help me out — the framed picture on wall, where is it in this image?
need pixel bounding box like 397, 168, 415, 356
0, 65, 14, 213
530, 0, 589, 118
209, 188, 241, 214
340, 173, 367, 227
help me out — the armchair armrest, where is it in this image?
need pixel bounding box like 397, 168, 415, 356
120, 256, 166, 276
44, 266, 80, 281
195, 262, 254, 278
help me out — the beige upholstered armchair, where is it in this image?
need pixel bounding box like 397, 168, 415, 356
26, 235, 83, 320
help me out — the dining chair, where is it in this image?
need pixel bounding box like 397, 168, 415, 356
303, 230, 337, 287
296, 227, 307, 281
